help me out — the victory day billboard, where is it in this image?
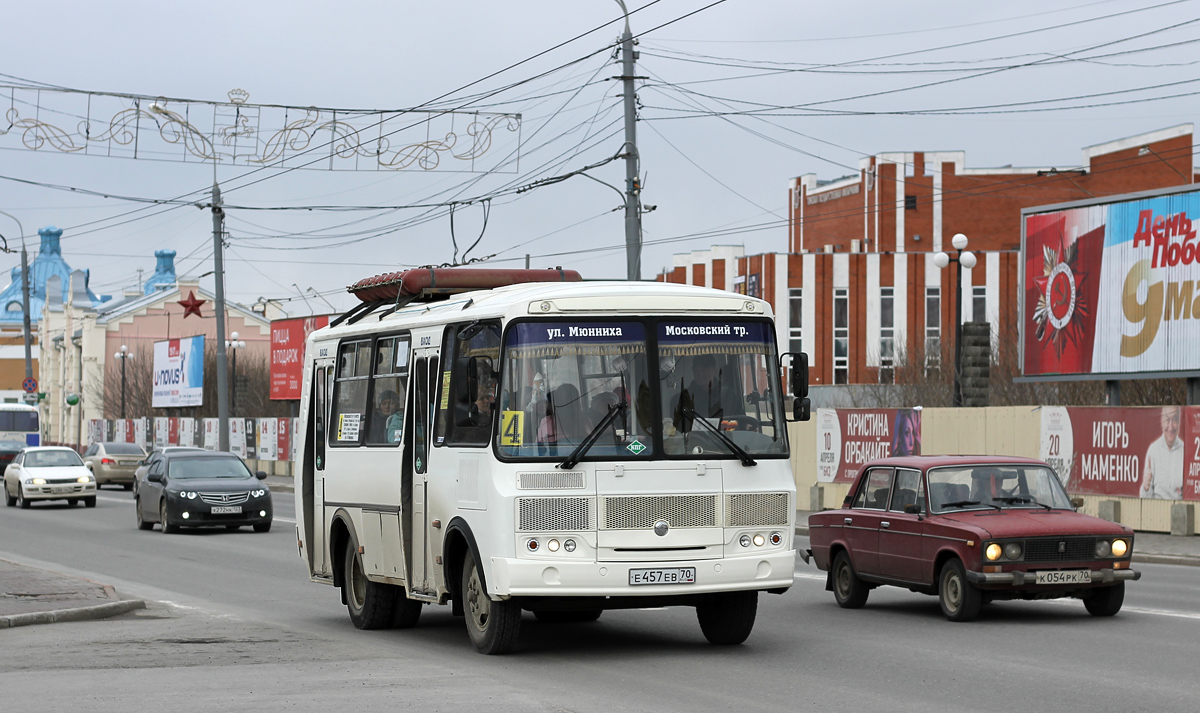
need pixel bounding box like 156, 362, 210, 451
152, 336, 205, 408
1022, 186, 1200, 378
816, 408, 922, 483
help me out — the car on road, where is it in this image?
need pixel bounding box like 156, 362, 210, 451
3, 446, 97, 508
805, 455, 1140, 621
82, 441, 147, 490
0, 438, 26, 471
132, 446, 204, 495
134, 450, 272, 533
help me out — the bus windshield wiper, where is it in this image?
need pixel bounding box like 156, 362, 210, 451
683, 407, 757, 466
992, 496, 1053, 510
558, 402, 628, 470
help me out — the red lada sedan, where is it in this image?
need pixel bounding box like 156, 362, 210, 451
805, 456, 1140, 621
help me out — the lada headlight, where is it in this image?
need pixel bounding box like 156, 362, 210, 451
1112, 539, 1128, 557
1095, 540, 1112, 558
985, 543, 1003, 561
1004, 543, 1023, 560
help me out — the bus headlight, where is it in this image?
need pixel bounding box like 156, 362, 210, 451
547, 539, 560, 552
563, 539, 576, 553
739, 534, 752, 548
752, 533, 766, 547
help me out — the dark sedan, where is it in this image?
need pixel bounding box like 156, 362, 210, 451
134, 451, 272, 533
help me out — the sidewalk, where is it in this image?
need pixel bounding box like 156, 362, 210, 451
794, 510, 1200, 567
265, 474, 293, 493
0, 558, 145, 628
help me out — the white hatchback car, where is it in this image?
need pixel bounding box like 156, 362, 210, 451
4, 446, 97, 508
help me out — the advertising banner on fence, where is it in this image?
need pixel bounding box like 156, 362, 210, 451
178, 417, 195, 447
1040, 406, 1200, 500
816, 408, 922, 483
203, 418, 219, 450
1023, 186, 1200, 378
152, 335, 205, 408
271, 316, 329, 400
257, 418, 278, 461
154, 417, 168, 448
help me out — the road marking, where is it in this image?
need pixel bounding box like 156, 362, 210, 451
793, 570, 825, 581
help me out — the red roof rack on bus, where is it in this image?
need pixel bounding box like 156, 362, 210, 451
333, 267, 583, 326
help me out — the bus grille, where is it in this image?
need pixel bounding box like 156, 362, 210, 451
601, 495, 717, 530
517, 497, 592, 532
518, 471, 586, 490
725, 493, 790, 527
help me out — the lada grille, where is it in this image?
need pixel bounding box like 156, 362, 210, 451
1023, 536, 1096, 562
517, 497, 592, 532
518, 471, 586, 490
199, 491, 250, 505
725, 493, 790, 527
601, 495, 717, 529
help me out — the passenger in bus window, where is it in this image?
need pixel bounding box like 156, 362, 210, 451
370, 390, 404, 444
671, 354, 740, 431
538, 383, 586, 452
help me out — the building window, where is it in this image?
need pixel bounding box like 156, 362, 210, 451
833, 288, 849, 385
972, 285, 987, 323
904, 195, 917, 210
880, 287, 894, 384
788, 288, 803, 354
925, 287, 941, 371
748, 273, 761, 298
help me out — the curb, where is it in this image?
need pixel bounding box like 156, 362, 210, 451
0, 599, 147, 629
794, 526, 1200, 567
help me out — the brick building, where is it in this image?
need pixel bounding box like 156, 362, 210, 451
659, 124, 1197, 387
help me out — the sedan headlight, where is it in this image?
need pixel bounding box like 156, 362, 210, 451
76, 475, 94, 483
251, 489, 266, 498
173, 490, 198, 500
29, 478, 46, 485
1112, 539, 1128, 557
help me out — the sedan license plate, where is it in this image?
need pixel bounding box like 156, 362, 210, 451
210, 505, 243, 515
51, 486, 71, 494
1035, 569, 1091, 585
629, 567, 696, 586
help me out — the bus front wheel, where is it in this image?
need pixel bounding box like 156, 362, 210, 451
696, 590, 758, 645
344, 540, 397, 629
461, 548, 521, 654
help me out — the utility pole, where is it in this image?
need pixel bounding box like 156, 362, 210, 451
212, 183, 231, 451
0, 210, 34, 399
616, 1, 642, 281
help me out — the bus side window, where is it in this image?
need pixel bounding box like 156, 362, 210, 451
331, 341, 370, 446
435, 321, 501, 447
314, 364, 328, 470
366, 336, 409, 447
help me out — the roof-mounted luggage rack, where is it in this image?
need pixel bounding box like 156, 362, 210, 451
331, 267, 583, 327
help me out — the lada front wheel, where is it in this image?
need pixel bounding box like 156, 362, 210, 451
832, 551, 869, 609
939, 559, 981, 622
461, 549, 521, 654
697, 590, 758, 645
344, 540, 397, 629
1083, 582, 1124, 617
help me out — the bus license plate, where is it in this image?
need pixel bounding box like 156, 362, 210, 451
1035, 570, 1091, 585
211, 505, 242, 514
629, 567, 696, 586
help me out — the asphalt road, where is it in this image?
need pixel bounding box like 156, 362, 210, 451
2, 487, 1198, 713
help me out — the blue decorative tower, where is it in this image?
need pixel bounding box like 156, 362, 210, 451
142, 249, 178, 294
0, 226, 99, 326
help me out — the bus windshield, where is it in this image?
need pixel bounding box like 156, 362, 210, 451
496, 319, 788, 461
497, 322, 654, 459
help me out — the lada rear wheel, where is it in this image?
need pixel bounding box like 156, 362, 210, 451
697, 590, 758, 645
1083, 582, 1125, 617
832, 551, 869, 609
939, 559, 981, 622
461, 548, 521, 654
344, 539, 397, 629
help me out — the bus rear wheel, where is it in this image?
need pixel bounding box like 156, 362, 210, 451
696, 590, 758, 645
461, 548, 521, 654
343, 540, 396, 629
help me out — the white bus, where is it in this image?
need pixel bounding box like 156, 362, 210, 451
294, 269, 810, 654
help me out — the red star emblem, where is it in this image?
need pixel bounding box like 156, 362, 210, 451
178, 290, 206, 318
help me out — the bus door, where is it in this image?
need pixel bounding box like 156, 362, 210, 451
404, 342, 440, 595
306, 358, 335, 577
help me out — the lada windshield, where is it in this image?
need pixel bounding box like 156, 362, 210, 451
928, 465, 1074, 513
497, 322, 654, 459
657, 320, 787, 457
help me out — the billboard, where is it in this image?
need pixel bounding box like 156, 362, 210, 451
271, 316, 330, 400
1022, 186, 1200, 378
1040, 406, 1199, 501
152, 335, 205, 408
816, 408, 922, 483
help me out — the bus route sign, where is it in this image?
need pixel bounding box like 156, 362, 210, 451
22, 377, 37, 393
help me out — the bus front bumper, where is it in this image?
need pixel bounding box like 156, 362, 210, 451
489, 550, 796, 598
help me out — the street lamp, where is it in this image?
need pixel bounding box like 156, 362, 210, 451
113, 345, 132, 419
934, 233, 977, 407
0, 210, 34, 399
226, 332, 245, 416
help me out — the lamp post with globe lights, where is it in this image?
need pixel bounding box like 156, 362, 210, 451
934, 233, 977, 407
113, 345, 132, 419
226, 332, 246, 417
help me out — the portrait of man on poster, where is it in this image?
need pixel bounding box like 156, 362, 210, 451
1142, 405, 1184, 500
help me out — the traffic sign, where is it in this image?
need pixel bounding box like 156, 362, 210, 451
22, 392, 37, 405
21, 377, 37, 393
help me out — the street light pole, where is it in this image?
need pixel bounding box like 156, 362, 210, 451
615, 0, 642, 281
0, 210, 33, 395
114, 345, 131, 419
226, 332, 245, 417
934, 233, 977, 407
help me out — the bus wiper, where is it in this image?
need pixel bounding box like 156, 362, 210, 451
558, 402, 628, 470
992, 496, 1053, 510
942, 500, 1001, 511
683, 407, 757, 466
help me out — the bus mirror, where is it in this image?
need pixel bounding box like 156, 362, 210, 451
789, 353, 810, 398
790, 397, 811, 422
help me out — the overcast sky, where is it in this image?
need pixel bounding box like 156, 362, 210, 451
1, 0, 1195, 314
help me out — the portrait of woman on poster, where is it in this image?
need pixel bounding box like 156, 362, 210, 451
892, 409, 921, 457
